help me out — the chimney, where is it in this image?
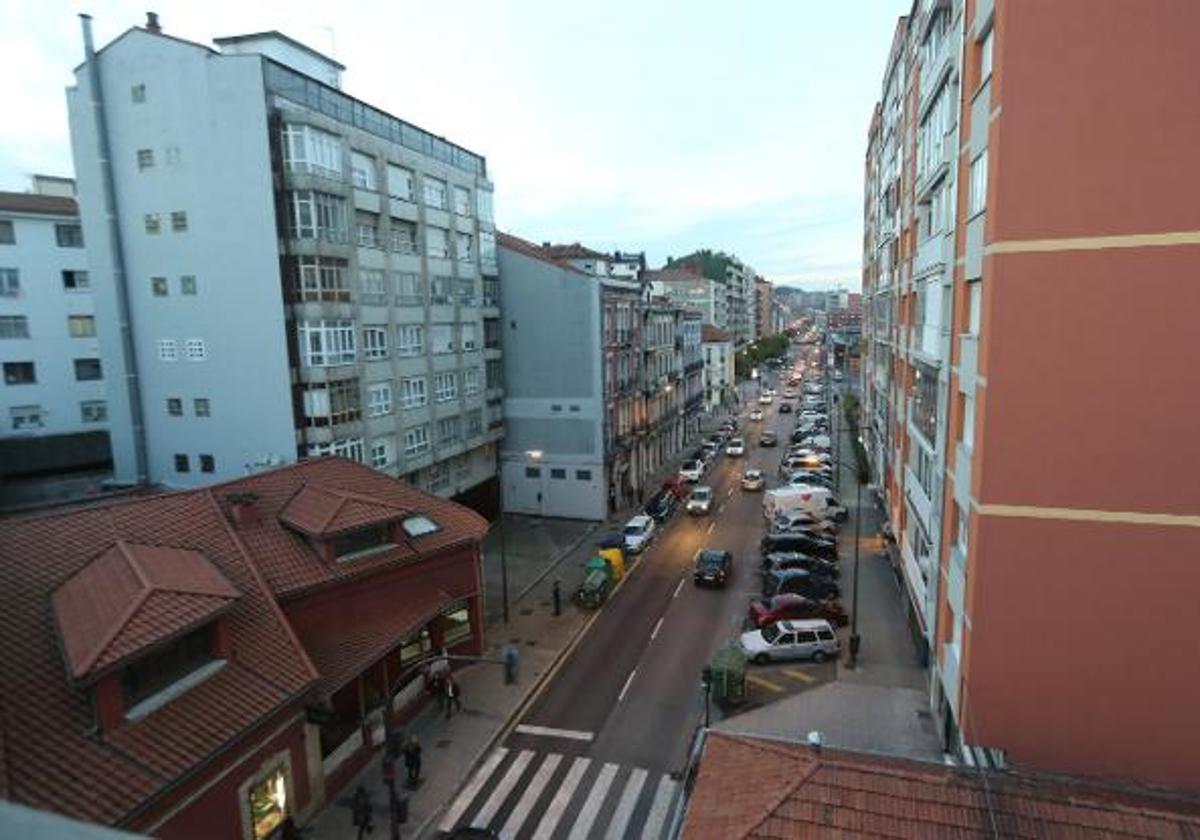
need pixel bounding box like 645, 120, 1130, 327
226, 492, 261, 528
145, 11, 161, 33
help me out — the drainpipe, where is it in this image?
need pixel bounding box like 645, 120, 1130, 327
81, 14, 149, 484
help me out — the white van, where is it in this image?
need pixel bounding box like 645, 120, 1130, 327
763, 485, 848, 523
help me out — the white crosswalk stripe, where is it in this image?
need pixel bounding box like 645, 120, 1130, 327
500, 752, 561, 839
567, 762, 618, 840
640, 776, 679, 840
603, 767, 647, 840
472, 749, 534, 827
439, 747, 508, 832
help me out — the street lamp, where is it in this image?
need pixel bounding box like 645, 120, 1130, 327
497, 448, 544, 625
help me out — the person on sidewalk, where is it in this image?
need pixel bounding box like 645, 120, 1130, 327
403, 735, 422, 786
427, 651, 450, 710
351, 785, 374, 839
445, 677, 462, 719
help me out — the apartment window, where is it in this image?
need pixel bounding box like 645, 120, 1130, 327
463, 368, 480, 396
370, 439, 393, 469
456, 232, 473, 262
167, 397, 183, 416
479, 230, 496, 262
466, 409, 482, 436
293, 256, 350, 302
181, 275, 197, 295
174, 453, 190, 473
453, 186, 471, 216
9, 405, 43, 430
157, 339, 177, 361
434, 372, 457, 402
0, 221, 13, 244
438, 415, 460, 445
367, 382, 393, 417
356, 212, 380, 248
576, 470, 592, 481
144, 214, 161, 234
396, 325, 424, 357
422, 177, 448, 210
0, 268, 18, 296
486, 359, 503, 390
967, 282, 982, 335
199, 454, 215, 473
551, 469, 567, 480
131, 84, 146, 103
390, 220, 418, 254
350, 151, 377, 190
68, 315, 96, 337
425, 226, 450, 258
430, 324, 455, 354
185, 338, 207, 361
979, 27, 994, 82
969, 150, 988, 216
63, 270, 89, 290
911, 360, 939, 443
281, 123, 343, 178
399, 376, 427, 409
476, 190, 494, 223
395, 272, 424, 305
306, 437, 365, 462
152, 276, 168, 296
362, 326, 389, 360
80, 400, 107, 423
55, 224, 84, 248
301, 379, 362, 426
386, 164, 413, 200
961, 393, 976, 450
194, 398, 211, 417
525, 467, 540, 479
298, 320, 356, 366
404, 424, 430, 455
71, 358, 102, 381
461, 322, 478, 350
288, 190, 348, 241
137, 148, 155, 170
430, 276, 453, 305
170, 211, 188, 232
0, 315, 29, 338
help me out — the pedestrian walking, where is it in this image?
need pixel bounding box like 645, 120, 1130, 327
403, 735, 422, 785
445, 677, 462, 718
351, 785, 374, 839
427, 651, 450, 710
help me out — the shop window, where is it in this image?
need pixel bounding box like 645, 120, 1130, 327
247, 766, 289, 840
443, 605, 471, 645
399, 628, 432, 666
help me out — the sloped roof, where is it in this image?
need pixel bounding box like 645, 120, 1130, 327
496, 232, 592, 277
0, 191, 78, 217
52, 541, 239, 682
681, 732, 1200, 839
279, 483, 409, 538
702, 324, 733, 343
543, 242, 608, 261
644, 265, 703, 284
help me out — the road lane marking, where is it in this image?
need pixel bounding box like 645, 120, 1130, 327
716, 504, 725, 515
502, 753, 562, 838
651, 616, 665, 640
672, 578, 685, 599
618, 668, 638, 702
567, 763, 619, 840
514, 724, 594, 742
471, 749, 534, 827
706, 522, 716, 534
782, 668, 816, 684
439, 747, 508, 831
745, 674, 785, 693
640, 776, 679, 840
727, 488, 734, 498
532, 757, 590, 839
604, 768, 648, 840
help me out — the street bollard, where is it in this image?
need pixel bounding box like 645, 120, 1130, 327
552, 579, 562, 616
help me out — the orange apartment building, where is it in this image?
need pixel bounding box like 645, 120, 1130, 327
862, 0, 1200, 791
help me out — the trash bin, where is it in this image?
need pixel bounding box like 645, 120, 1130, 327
708, 645, 747, 707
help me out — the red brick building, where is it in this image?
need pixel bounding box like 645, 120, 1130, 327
0, 458, 486, 838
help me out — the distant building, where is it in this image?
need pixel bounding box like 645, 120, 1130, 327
645, 265, 727, 330
700, 324, 734, 412
753, 277, 774, 339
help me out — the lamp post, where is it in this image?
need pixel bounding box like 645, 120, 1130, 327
497, 448, 544, 626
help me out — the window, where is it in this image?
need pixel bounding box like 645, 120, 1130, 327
120, 625, 212, 707
68, 315, 96, 337
961, 393, 976, 450
306, 437, 365, 461
395, 272, 424, 305
399, 376, 427, 408
55, 224, 84, 247
476, 190, 494, 223
453, 186, 471, 216
158, 339, 178, 361
456, 232, 473, 262
152, 276, 168, 296
461, 322, 478, 350
80, 400, 107, 423
356, 212, 380, 248
167, 397, 183, 416
0, 315, 28, 338
457, 277, 477, 308
194, 398, 211, 417
367, 382, 393, 416
479, 230, 496, 262
486, 359, 503, 390
0, 268, 18, 296
386, 164, 413, 200
0, 221, 13, 244
431, 324, 455, 354
362, 326, 389, 360
390, 220, 417, 254
62, 270, 89, 290
466, 409, 482, 436
281, 123, 342, 178
298, 320, 356, 366
426, 226, 449, 258
200, 454, 215, 473
131, 84, 146, 103
137, 148, 155, 170
332, 525, 391, 559
551, 468, 566, 480
525, 466, 540, 479
144, 213, 161, 234
576, 470, 592, 481
174, 453, 190, 473
980, 27, 994, 82
967, 282, 982, 335
350, 151, 377, 190
181, 275, 197, 295
301, 379, 361, 426
482, 279, 499, 309
360, 269, 387, 304
434, 372, 457, 402
443, 606, 471, 645
288, 190, 348, 241
404, 424, 430, 455
247, 767, 288, 840
438, 415, 460, 444
431, 276, 453, 305
170, 211, 188, 232
9, 405, 42, 430
969, 150, 988, 215
397, 628, 433, 665
293, 256, 350, 302
396, 325, 424, 356
463, 368, 480, 396
370, 439, 393, 469
185, 338, 207, 361
402, 515, 439, 537
423, 177, 447, 210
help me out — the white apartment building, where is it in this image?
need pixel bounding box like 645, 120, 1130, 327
67, 18, 502, 508
701, 324, 734, 412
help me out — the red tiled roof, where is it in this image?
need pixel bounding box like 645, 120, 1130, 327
681, 733, 1200, 839
542, 242, 608, 261
496, 232, 591, 277
702, 324, 733, 342
279, 483, 409, 538
644, 265, 703, 283
0, 191, 78, 217
52, 542, 239, 681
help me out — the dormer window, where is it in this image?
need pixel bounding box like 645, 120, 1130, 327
333, 525, 394, 561
121, 624, 221, 717
402, 515, 439, 538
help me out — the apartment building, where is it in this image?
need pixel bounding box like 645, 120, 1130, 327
645, 265, 727, 329
66, 18, 501, 512
724, 256, 757, 346
862, 0, 1200, 791
0, 177, 114, 482
700, 325, 734, 413
753, 277, 774, 340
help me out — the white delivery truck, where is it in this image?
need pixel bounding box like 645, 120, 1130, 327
763, 485, 848, 523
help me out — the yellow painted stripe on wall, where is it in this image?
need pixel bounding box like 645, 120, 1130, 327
986, 230, 1200, 256
978, 503, 1200, 528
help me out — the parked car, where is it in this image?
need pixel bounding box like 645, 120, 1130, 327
740, 619, 840, 664
741, 469, 765, 491
645, 487, 678, 522
622, 515, 656, 554
761, 531, 838, 561
758, 393, 773, 405
725, 438, 746, 457
783, 389, 798, 399
762, 551, 840, 579
701, 441, 721, 462
781, 455, 831, 475
679, 460, 704, 483
748, 594, 849, 629
693, 549, 733, 587
778, 402, 793, 414
749, 408, 764, 421
762, 568, 841, 601
686, 485, 714, 515
759, 430, 778, 447
794, 434, 832, 450
784, 471, 833, 490
773, 509, 839, 534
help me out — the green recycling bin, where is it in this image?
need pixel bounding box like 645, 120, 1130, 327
574, 569, 612, 609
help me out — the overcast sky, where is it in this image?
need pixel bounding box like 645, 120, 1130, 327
0, 1, 907, 290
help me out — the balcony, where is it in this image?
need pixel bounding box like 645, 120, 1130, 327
919, 30, 955, 112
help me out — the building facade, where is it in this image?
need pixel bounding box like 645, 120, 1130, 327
66, 20, 501, 512
862, 0, 1200, 791
701, 324, 734, 413
645, 266, 726, 330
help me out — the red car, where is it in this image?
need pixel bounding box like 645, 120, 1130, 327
748, 593, 849, 629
